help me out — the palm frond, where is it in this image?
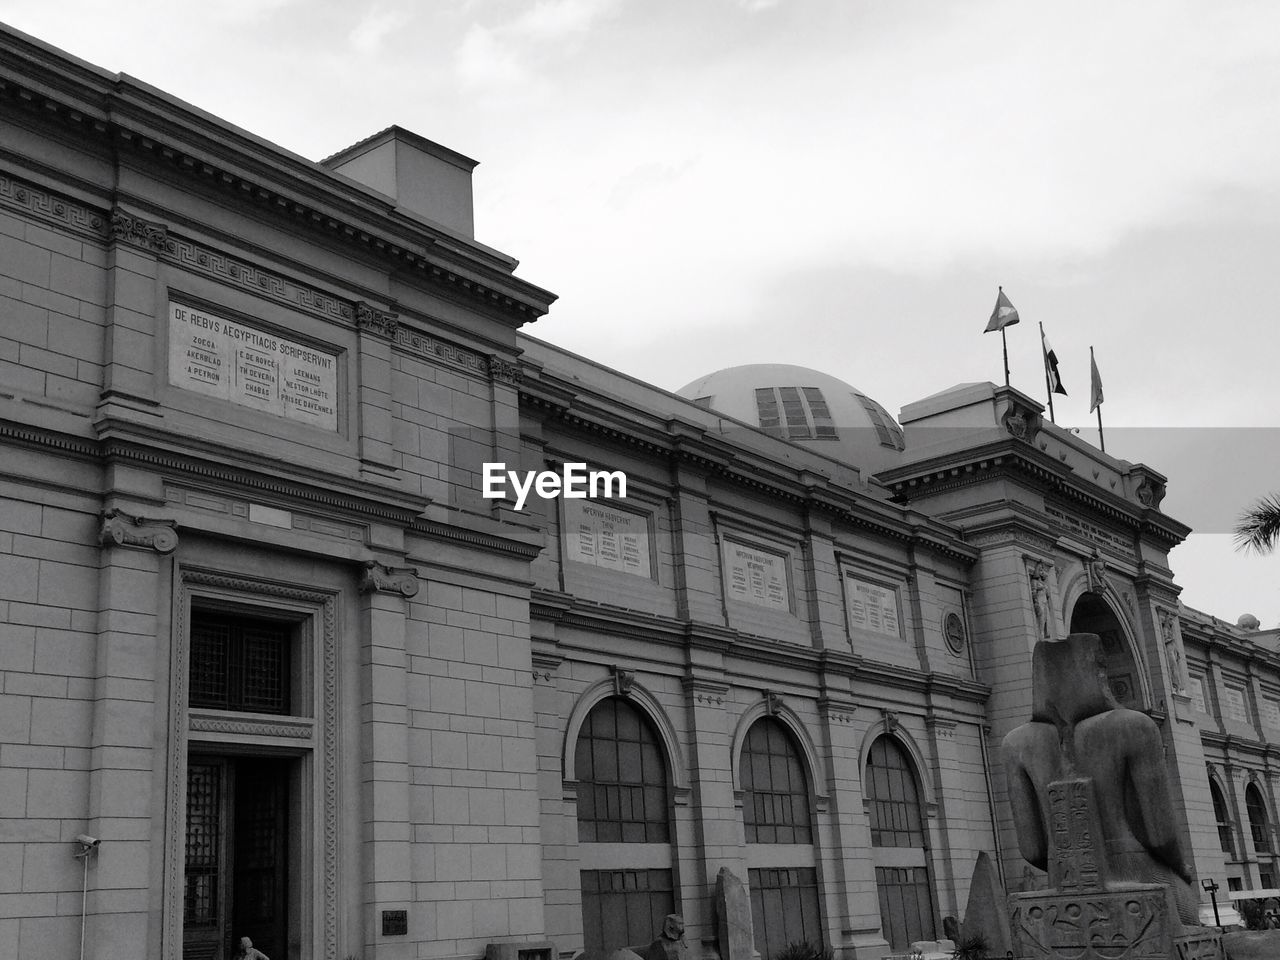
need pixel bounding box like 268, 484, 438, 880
1235, 493, 1280, 554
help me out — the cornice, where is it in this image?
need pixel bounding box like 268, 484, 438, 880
520, 379, 977, 566
409, 515, 545, 561
880, 439, 1190, 547
0, 36, 557, 326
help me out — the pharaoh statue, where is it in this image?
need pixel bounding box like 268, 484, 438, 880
1003, 633, 1200, 924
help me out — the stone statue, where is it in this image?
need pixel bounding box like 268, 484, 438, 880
1029, 561, 1052, 641
646, 915, 688, 960
1004, 635, 1200, 922
232, 937, 270, 960
1160, 609, 1187, 694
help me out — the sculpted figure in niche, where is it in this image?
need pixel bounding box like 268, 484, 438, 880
1028, 561, 1052, 641
1160, 610, 1188, 694
1003, 633, 1200, 924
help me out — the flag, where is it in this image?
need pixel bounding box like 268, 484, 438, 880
1089, 350, 1104, 413
985, 286, 1019, 333
1042, 329, 1067, 395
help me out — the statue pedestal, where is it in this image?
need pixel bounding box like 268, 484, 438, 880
1007, 779, 1223, 959
1009, 884, 1221, 959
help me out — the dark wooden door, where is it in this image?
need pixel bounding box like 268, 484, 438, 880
184, 757, 289, 960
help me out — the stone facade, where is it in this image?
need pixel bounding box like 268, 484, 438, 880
0, 22, 1272, 960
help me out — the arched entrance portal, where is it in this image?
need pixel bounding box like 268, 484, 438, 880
1069, 593, 1143, 710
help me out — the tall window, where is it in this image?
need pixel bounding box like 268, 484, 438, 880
754, 387, 838, 440
866, 736, 936, 951
741, 718, 821, 959
1212, 779, 1235, 857
576, 697, 674, 953
1247, 784, 1271, 854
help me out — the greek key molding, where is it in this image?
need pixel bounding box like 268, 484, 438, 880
393, 324, 489, 378
164, 232, 352, 324
99, 508, 179, 554
355, 301, 399, 339
0, 170, 105, 238
359, 560, 420, 598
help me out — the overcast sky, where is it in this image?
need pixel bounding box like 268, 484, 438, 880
5, 0, 1279, 624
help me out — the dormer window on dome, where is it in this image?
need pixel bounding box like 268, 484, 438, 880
754, 387, 838, 440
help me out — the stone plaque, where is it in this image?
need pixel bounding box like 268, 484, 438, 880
714, 867, 754, 960
722, 540, 789, 611
845, 576, 901, 637
168, 302, 338, 430
564, 500, 652, 577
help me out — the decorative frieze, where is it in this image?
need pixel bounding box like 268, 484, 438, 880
355, 301, 399, 338
0, 170, 105, 237
110, 209, 173, 252
489, 355, 522, 384
359, 560, 419, 597
99, 508, 179, 554
394, 324, 488, 378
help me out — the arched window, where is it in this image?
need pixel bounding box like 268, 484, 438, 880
1247, 783, 1271, 855
575, 697, 674, 953
1211, 778, 1235, 857
741, 718, 821, 959
866, 736, 936, 952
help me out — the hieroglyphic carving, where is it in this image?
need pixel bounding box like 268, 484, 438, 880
1009, 888, 1172, 958
1046, 779, 1104, 891
99, 509, 179, 554
359, 561, 419, 597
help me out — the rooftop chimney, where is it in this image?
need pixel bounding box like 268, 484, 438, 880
322, 126, 477, 237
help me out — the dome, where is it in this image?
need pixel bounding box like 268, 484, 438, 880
676, 363, 905, 474
1238, 613, 1260, 631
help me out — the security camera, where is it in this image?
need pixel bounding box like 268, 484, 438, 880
75, 835, 100, 848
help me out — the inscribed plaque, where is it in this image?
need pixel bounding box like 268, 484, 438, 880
845, 577, 901, 637
168, 302, 338, 430
722, 541, 789, 611
565, 500, 652, 578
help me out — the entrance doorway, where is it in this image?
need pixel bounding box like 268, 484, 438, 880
184, 756, 291, 960
1069, 594, 1142, 709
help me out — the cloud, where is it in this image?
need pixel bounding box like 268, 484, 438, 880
454, 0, 619, 91
350, 4, 412, 55
456, 23, 531, 90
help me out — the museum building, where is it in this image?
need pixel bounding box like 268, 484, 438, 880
2, 22, 1279, 960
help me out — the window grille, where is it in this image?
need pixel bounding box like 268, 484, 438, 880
1212, 780, 1236, 857
742, 718, 812, 844
867, 737, 926, 848
184, 761, 222, 927
189, 611, 292, 714
1247, 784, 1271, 854
574, 698, 670, 843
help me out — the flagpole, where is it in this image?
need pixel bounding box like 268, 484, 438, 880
1091, 345, 1105, 453
1039, 321, 1056, 423
1001, 328, 1010, 387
